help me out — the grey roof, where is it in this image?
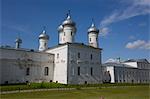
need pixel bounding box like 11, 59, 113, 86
47, 42, 102, 50
103, 62, 137, 68
124, 59, 149, 63
39, 30, 49, 40
57, 25, 63, 32
0, 46, 52, 55
88, 23, 99, 33
62, 15, 76, 26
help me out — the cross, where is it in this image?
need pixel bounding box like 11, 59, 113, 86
43, 26, 46, 30
66, 10, 71, 17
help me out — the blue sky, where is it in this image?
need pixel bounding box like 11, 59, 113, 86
1, 0, 150, 62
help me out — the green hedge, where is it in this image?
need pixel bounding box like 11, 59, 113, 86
0, 82, 148, 92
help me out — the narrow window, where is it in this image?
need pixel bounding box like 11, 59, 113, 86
78, 67, 80, 75
44, 67, 49, 76
26, 68, 30, 75
78, 52, 80, 59
96, 37, 98, 41
57, 53, 59, 59
90, 54, 93, 60
44, 43, 46, 47
72, 67, 75, 75
64, 32, 65, 36
91, 67, 93, 76
90, 38, 91, 42
71, 32, 72, 36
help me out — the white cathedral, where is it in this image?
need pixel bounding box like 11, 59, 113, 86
0, 13, 149, 85
0, 13, 102, 84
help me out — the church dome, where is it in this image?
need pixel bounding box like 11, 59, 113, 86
58, 25, 63, 32
15, 38, 22, 43
39, 30, 49, 40
88, 23, 99, 33
62, 15, 76, 26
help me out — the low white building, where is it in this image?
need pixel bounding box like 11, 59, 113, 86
0, 47, 54, 84
102, 59, 150, 83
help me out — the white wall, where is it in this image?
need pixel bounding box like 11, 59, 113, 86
106, 66, 115, 83
67, 44, 102, 84
0, 48, 54, 84
88, 33, 98, 48
46, 45, 68, 84
123, 62, 137, 68
103, 62, 150, 84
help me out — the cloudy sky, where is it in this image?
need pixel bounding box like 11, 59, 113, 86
1, 0, 150, 62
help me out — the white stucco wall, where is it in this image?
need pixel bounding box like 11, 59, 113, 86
0, 48, 54, 84
106, 66, 115, 83
88, 33, 98, 48
46, 45, 68, 84
103, 62, 150, 84
123, 62, 137, 68
63, 26, 75, 43
67, 44, 102, 84
46, 43, 102, 84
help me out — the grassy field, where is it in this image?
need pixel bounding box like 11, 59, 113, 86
1, 85, 149, 99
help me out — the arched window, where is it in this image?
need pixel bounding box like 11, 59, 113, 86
26, 67, 30, 75
44, 67, 49, 76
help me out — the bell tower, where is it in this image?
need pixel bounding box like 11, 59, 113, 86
15, 37, 22, 49
58, 11, 76, 44
38, 27, 49, 51
88, 20, 99, 48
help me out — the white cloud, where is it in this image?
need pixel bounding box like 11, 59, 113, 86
125, 40, 150, 50
99, 27, 110, 36
100, 0, 150, 27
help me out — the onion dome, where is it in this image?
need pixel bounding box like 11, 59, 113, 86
15, 38, 22, 43
88, 23, 99, 33
57, 25, 63, 32
39, 30, 49, 40
62, 14, 76, 26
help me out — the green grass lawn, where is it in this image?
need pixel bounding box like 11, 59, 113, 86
1, 85, 149, 99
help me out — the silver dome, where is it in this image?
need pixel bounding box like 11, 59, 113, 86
39, 30, 49, 39
57, 25, 63, 32
62, 15, 76, 26
88, 23, 99, 33
15, 38, 22, 43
